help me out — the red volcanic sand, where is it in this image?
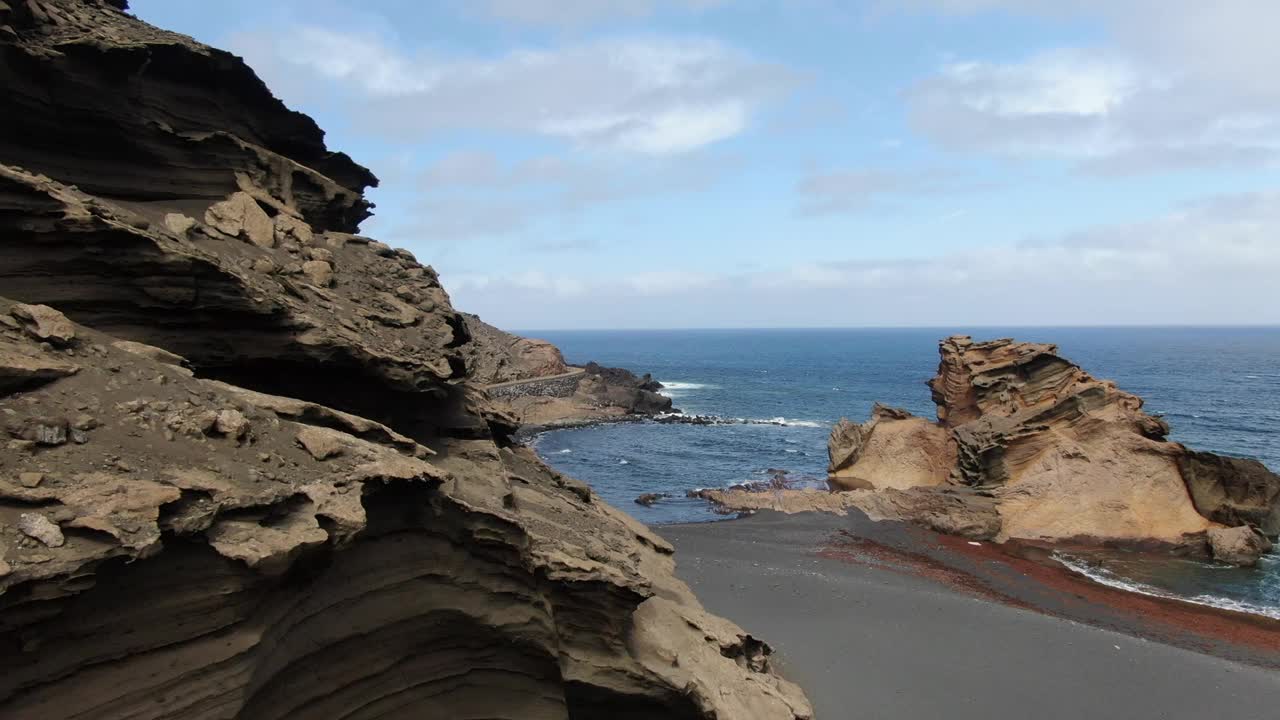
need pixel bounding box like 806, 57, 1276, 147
819, 528, 1280, 664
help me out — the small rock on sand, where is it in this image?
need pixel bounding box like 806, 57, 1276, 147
296, 426, 345, 460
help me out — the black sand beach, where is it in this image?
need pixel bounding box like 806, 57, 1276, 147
664, 511, 1280, 720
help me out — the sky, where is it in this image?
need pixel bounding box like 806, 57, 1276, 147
131, 0, 1280, 329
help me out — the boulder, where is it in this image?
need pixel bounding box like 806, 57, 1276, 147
205, 191, 274, 248
162, 213, 196, 236
300, 259, 334, 287
295, 425, 346, 460
11, 303, 75, 346
828, 404, 955, 492
273, 213, 313, 245
1208, 525, 1274, 567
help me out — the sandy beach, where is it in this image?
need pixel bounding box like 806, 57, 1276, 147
663, 511, 1280, 720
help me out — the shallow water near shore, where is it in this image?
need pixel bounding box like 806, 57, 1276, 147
527, 326, 1280, 618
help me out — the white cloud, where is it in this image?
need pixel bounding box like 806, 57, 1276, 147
795, 167, 975, 215
475, 0, 730, 28
232, 30, 791, 155
902, 1, 1280, 173
445, 189, 1280, 328
408, 149, 735, 239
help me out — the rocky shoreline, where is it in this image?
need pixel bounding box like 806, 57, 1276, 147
689, 336, 1280, 567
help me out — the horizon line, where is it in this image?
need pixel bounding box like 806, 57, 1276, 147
511, 323, 1280, 333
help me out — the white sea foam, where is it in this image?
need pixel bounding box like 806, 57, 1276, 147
556, 449, 573, 455
1053, 553, 1280, 621
658, 381, 718, 398
750, 417, 826, 428
618, 459, 630, 465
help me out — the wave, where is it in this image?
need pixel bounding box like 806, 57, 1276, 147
618, 459, 630, 465
1053, 553, 1280, 621
652, 413, 827, 429
556, 449, 573, 454
751, 417, 826, 428
658, 381, 718, 399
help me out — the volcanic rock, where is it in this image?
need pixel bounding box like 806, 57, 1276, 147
1207, 526, 1273, 567
0, 3, 810, 718
828, 404, 955, 491
17, 512, 64, 548
824, 336, 1280, 551
10, 303, 76, 346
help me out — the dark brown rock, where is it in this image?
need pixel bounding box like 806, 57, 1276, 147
0, 3, 810, 717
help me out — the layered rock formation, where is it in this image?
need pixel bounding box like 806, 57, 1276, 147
0, 2, 811, 717
823, 337, 1280, 564
460, 313, 569, 385
462, 314, 672, 428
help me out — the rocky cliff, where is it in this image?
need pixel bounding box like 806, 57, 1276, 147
461, 314, 673, 428
0, 2, 811, 717
827, 337, 1279, 563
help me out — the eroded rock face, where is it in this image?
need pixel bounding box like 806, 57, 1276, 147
0, 0, 375, 231
825, 336, 1280, 550
0, 3, 811, 718
828, 404, 955, 492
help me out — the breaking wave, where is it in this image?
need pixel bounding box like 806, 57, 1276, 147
1053, 552, 1280, 621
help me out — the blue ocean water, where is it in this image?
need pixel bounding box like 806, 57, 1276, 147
526, 327, 1280, 616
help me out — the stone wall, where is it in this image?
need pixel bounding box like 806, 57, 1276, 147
487, 372, 584, 400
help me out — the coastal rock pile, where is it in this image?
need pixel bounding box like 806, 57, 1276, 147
702, 336, 1279, 565
0, 2, 811, 718
835, 337, 1279, 562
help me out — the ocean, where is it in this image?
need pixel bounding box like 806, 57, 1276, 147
525, 327, 1280, 620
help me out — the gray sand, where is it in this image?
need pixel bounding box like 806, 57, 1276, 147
663, 512, 1280, 720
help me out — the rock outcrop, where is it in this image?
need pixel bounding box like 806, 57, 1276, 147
824, 336, 1280, 554
463, 314, 673, 428
0, 3, 811, 718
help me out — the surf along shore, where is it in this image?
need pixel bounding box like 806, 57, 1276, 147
661, 509, 1280, 719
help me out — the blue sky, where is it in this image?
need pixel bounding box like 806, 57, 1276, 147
132, 0, 1280, 328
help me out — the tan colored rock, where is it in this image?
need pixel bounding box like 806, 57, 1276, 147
111, 340, 190, 369
213, 408, 249, 439
1208, 526, 1273, 566
295, 425, 346, 460
206, 500, 330, 575
301, 259, 333, 287
0, 345, 79, 393
273, 213, 313, 245
18, 513, 64, 547
162, 212, 196, 235
0, 559, 10, 578
305, 246, 334, 263
828, 404, 955, 492
18, 472, 44, 488
823, 336, 1279, 550
205, 191, 274, 248
11, 303, 76, 345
